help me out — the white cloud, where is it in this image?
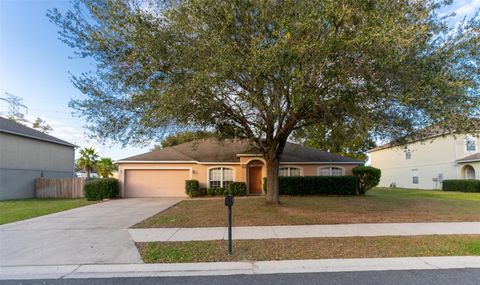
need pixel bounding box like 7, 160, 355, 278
455, 0, 480, 17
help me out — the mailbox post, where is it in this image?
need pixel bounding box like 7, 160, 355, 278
225, 194, 234, 256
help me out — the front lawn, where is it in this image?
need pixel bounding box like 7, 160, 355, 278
0, 198, 96, 225
137, 235, 480, 263
134, 188, 480, 228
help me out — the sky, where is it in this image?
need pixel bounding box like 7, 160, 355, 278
1, 0, 479, 160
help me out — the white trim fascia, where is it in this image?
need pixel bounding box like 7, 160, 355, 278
280, 162, 363, 165
457, 159, 480, 164
201, 162, 241, 165
115, 160, 197, 164
115, 160, 241, 165
236, 153, 262, 157
115, 160, 362, 165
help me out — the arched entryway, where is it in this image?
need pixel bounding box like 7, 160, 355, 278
463, 165, 476, 179
247, 159, 265, 195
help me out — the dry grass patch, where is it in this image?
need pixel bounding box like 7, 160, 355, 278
137, 235, 480, 263
134, 188, 480, 228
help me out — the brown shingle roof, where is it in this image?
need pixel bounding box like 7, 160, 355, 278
117, 138, 362, 164
457, 153, 480, 163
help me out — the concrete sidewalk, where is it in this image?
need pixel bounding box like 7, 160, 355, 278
129, 222, 480, 242
2, 256, 480, 280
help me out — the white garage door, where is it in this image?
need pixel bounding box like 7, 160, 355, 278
124, 169, 190, 197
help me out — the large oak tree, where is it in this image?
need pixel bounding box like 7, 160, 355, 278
49, 0, 479, 204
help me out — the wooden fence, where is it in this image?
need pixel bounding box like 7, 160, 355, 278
35, 177, 85, 198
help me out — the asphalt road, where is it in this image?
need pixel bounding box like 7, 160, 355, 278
1, 269, 480, 285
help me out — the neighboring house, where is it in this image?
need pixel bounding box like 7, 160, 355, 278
0, 117, 76, 200
116, 138, 362, 197
369, 128, 479, 189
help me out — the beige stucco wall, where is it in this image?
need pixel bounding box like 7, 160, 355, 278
118, 159, 359, 197
369, 134, 480, 189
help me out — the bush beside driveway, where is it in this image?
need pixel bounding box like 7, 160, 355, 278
133, 188, 480, 228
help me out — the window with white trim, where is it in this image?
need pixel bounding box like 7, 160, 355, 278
209, 167, 234, 188
317, 167, 343, 176
279, 167, 301, 177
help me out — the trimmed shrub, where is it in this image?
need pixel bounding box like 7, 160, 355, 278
215, 187, 225, 196
263, 176, 357, 195
199, 188, 207, 196
207, 188, 217, 196
442, 179, 480, 192
227, 182, 247, 196
84, 178, 119, 201
185, 180, 203, 197
352, 166, 381, 195
278, 176, 358, 195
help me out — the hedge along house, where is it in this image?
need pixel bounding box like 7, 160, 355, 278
0, 117, 76, 200
115, 138, 363, 197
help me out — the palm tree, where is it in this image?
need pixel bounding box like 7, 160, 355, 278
77, 147, 99, 178
95, 157, 115, 178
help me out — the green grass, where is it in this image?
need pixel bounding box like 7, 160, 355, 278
134, 188, 480, 228
0, 198, 96, 225
137, 235, 480, 263
373, 187, 480, 202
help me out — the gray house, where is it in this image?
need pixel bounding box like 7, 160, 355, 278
0, 117, 76, 200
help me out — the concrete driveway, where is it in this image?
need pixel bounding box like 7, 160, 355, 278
0, 198, 180, 266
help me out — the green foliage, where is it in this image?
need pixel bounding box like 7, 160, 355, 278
206, 188, 217, 196
152, 131, 216, 150
95, 157, 115, 178
84, 178, 119, 201
442, 180, 480, 193
185, 180, 204, 197
352, 166, 382, 195
227, 182, 247, 196
76, 147, 99, 178
215, 188, 226, 196
264, 176, 358, 195
50, 0, 480, 203
278, 176, 358, 195
32, 117, 53, 134
294, 124, 376, 161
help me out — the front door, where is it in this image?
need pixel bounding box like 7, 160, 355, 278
248, 166, 262, 194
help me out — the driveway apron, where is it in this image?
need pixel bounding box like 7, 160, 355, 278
0, 198, 180, 266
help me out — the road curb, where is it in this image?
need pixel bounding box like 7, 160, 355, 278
1, 256, 480, 280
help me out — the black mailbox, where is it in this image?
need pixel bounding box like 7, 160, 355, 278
225, 194, 234, 207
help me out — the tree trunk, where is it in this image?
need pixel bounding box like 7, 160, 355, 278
265, 156, 280, 204
86, 166, 91, 179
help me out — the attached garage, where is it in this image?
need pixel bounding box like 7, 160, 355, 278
124, 169, 191, 197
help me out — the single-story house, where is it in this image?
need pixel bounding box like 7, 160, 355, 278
116, 139, 363, 197
0, 117, 76, 200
